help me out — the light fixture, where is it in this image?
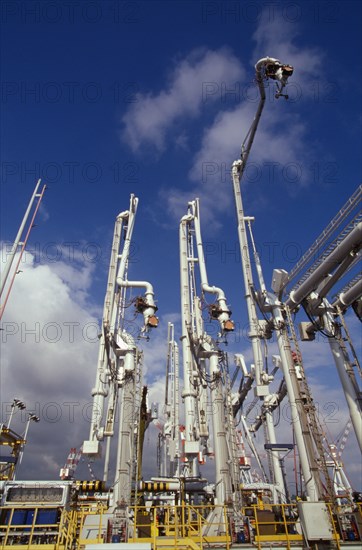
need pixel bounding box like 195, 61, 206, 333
7, 398, 27, 429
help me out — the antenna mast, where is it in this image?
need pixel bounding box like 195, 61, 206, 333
0, 179, 47, 320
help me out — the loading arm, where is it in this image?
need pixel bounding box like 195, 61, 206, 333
238, 57, 293, 180
190, 198, 234, 334
115, 196, 159, 331
83, 194, 159, 504
179, 200, 240, 507
116, 279, 159, 330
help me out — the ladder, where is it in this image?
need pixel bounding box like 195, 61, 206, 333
284, 185, 362, 290
285, 306, 335, 504
293, 210, 362, 290
336, 306, 362, 377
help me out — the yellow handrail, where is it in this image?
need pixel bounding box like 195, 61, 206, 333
1, 500, 360, 548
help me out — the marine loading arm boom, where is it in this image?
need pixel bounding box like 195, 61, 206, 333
83, 195, 159, 514
179, 199, 241, 507
238, 58, 293, 180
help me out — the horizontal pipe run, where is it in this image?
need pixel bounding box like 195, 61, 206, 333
287, 222, 362, 309
333, 278, 362, 309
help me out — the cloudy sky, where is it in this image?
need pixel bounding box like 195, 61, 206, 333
1, 0, 361, 491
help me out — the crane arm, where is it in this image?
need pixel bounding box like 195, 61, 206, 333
238, 58, 293, 179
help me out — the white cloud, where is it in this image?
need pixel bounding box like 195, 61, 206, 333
252, 9, 324, 95
0, 248, 100, 478
119, 8, 329, 231
161, 5, 326, 226
0, 247, 183, 480
121, 47, 245, 153
161, 98, 307, 226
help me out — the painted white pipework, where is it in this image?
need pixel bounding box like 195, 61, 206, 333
287, 222, 362, 309
179, 214, 199, 477
116, 279, 158, 327
190, 199, 233, 331
333, 278, 362, 309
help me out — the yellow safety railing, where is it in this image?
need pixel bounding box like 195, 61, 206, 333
242, 503, 304, 549
71, 503, 109, 548
327, 502, 362, 546
242, 502, 362, 550
0, 503, 109, 550
1, 500, 360, 549
0, 506, 73, 549
128, 503, 231, 549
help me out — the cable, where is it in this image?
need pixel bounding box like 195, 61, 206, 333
302, 301, 336, 338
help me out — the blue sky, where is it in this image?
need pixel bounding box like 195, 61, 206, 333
1, 1, 361, 490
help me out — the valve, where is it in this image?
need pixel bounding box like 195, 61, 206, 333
135, 296, 159, 328
262, 60, 294, 99
208, 303, 234, 332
